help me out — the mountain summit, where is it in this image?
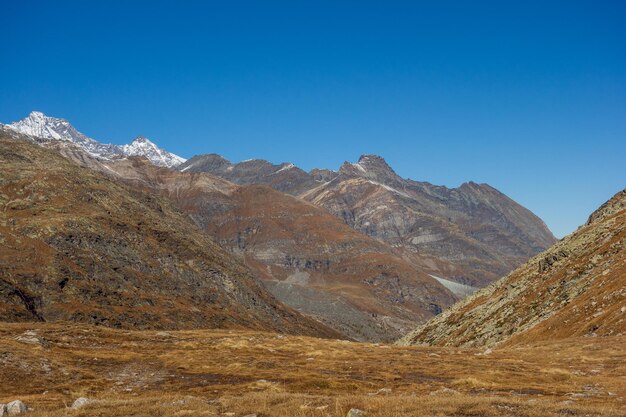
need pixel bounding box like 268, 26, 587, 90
4, 111, 185, 168
121, 135, 186, 167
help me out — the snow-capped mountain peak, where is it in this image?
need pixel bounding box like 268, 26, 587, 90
121, 136, 186, 167
3, 112, 185, 168
9, 111, 78, 142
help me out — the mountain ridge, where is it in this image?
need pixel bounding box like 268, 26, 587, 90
3, 111, 557, 288
3, 111, 186, 168
181, 152, 557, 287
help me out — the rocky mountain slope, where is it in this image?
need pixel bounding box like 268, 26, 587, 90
91, 157, 457, 341
180, 153, 557, 287
399, 189, 626, 348
3, 112, 185, 167
0, 128, 338, 337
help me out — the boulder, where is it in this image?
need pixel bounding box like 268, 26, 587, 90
5, 401, 27, 415
15, 331, 49, 348
347, 409, 366, 417
0, 404, 6, 417
71, 397, 91, 409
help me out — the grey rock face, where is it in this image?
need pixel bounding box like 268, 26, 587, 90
14, 330, 49, 348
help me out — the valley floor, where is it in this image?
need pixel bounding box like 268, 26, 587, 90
0, 323, 624, 416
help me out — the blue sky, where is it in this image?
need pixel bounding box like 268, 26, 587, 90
1, 1, 625, 237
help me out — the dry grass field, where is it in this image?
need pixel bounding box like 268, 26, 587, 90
1, 323, 624, 416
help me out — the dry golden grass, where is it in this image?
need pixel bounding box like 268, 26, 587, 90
0, 323, 624, 416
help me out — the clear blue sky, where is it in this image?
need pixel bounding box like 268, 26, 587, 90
1, 1, 625, 237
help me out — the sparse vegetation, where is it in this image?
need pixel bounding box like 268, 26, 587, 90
1, 323, 623, 416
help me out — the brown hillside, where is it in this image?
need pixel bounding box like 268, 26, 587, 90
0, 130, 338, 338
399, 189, 626, 348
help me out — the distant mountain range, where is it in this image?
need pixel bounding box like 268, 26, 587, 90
0, 111, 561, 341
88, 156, 460, 341
179, 153, 557, 287
3, 111, 557, 287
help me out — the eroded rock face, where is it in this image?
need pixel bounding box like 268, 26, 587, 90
180, 153, 556, 287
399, 188, 626, 348
0, 132, 337, 339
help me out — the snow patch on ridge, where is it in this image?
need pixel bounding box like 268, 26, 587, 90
352, 162, 367, 173
429, 275, 478, 298
275, 163, 295, 174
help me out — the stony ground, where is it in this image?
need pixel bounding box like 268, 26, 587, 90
1, 323, 624, 416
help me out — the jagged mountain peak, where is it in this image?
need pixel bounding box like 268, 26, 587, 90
357, 154, 397, 174
27, 110, 54, 121
3, 111, 185, 168
358, 153, 387, 164
7, 110, 76, 142
120, 135, 186, 168
339, 154, 399, 183
131, 135, 152, 144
